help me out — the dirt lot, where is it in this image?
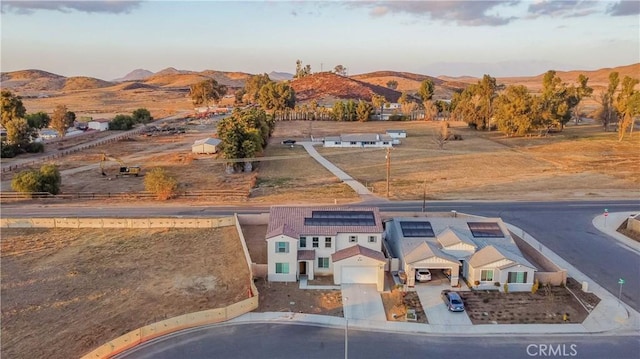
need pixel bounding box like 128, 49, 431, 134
459, 278, 600, 324
0, 227, 250, 359
254, 279, 343, 317
381, 289, 427, 323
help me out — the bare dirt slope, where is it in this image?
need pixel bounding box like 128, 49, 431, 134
0, 226, 250, 359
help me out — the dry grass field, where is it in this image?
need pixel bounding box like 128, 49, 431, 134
0, 227, 250, 359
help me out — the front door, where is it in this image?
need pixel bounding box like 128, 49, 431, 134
299, 261, 307, 275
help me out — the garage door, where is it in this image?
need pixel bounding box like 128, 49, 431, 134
341, 266, 377, 284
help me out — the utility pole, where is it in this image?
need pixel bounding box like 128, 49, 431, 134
386, 148, 391, 198
422, 178, 427, 212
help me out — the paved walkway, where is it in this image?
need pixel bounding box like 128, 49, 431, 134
299, 276, 341, 290
299, 142, 385, 203
230, 212, 640, 336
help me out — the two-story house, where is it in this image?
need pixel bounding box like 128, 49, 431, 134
266, 206, 386, 291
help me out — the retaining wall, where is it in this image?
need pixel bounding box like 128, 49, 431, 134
511, 231, 567, 286
627, 215, 640, 233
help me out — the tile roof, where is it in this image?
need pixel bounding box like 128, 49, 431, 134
266, 206, 383, 240
468, 245, 535, 269
436, 227, 476, 248
404, 241, 459, 265
332, 245, 386, 262
297, 250, 316, 261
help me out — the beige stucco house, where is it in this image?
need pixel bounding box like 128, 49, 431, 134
266, 206, 386, 291
385, 217, 536, 292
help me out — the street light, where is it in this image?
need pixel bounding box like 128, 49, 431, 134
344, 296, 348, 359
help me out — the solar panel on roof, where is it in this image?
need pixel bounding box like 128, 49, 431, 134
399, 221, 434, 237
304, 210, 376, 226
467, 222, 504, 238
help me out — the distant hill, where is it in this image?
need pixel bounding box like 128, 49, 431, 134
0, 69, 66, 92
291, 72, 402, 104
268, 71, 294, 81
113, 69, 154, 82
352, 70, 466, 99
63, 76, 113, 91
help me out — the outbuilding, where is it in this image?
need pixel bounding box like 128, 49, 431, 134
192, 137, 221, 154
88, 119, 110, 131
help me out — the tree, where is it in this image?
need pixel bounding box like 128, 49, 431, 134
423, 101, 438, 121
615, 75, 640, 141
356, 100, 373, 122
189, 79, 227, 106
144, 167, 178, 200
597, 72, 620, 131
4, 118, 31, 146
25, 112, 51, 129
451, 75, 498, 130
244, 74, 271, 103
132, 108, 153, 124
217, 108, 273, 172
258, 82, 296, 112
371, 94, 387, 120
11, 164, 61, 195
294, 60, 311, 78
569, 74, 593, 125
539, 70, 574, 131
109, 114, 135, 130
50, 105, 75, 138
418, 79, 435, 102
1, 90, 26, 127
494, 85, 539, 136
334, 65, 347, 76
386, 80, 398, 90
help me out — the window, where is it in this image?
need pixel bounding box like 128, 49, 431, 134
368, 235, 377, 243
275, 262, 289, 274
299, 237, 306, 248
350, 141, 357, 145
312, 237, 319, 248
318, 257, 329, 268
276, 242, 289, 253
325, 237, 332, 248
480, 269, 494, 282
349, 235, 357, 243
335, 141, 341, 145
383, 142, 389, 145
508, 271, 527, 283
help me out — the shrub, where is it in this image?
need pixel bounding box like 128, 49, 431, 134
1, 142, 18, 158
24, 142, 45, 153
144, 167, 178, 200
503, 283, 509, 293
531, 279, 540, 294
109, 115, 135, 130
11, 164, 61, 195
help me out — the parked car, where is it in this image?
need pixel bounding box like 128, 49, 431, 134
281, 139, 296, 145
442, 290, 465, 312
415, 269, 432, 282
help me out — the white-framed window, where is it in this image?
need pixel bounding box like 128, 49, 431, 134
325, 237, 332, 248
350, 141, 357, 145
275, 262, 289, 274
276, 241, 289, 253
318, 257, 329, 268
368, 235, 376, 243
299, 237, 307, 248
508, 271, 527, 283
312, 237, 319, 248
349, 235, 357, 243
480, 269, 494, 282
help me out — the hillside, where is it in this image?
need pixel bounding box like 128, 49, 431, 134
0, 69, 67, 92
291, 72, 402, 104
351, 70, 467, 99
63, 77, 114, 91
113, 69, 154, 82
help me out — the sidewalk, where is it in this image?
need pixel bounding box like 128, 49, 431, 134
299, 142, 385, 203
229, 214, 640, 336
592, 211, 640, 255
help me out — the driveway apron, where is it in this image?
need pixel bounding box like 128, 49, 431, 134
341, 284, 386, 321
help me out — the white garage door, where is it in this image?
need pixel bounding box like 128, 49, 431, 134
341, 266, 377, 284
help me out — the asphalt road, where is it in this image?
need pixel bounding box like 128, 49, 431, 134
3, 200, 639, 311
115, 323, 640, 359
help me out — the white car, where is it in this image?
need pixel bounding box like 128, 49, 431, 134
415, 269, 432, 282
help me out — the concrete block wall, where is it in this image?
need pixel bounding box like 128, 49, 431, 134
0, 217, 236, 229
237, 213, 269, 225
535, 271, 568, 286
511, 231, 567, 286
627, 215, 640, 232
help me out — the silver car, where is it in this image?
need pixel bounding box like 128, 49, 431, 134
442, 291, 465, 312
415, 269, 432, 282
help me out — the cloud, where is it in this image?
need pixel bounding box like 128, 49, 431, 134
348, 1, 519, 26
607, 1, 640, 16
527, 0, 601, 18
1, 1, 142, 15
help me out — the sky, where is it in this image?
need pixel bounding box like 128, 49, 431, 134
1, 0, 639, 80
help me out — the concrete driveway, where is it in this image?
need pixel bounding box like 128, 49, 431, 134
414, 283, 472, 326
341, 284, 386, 321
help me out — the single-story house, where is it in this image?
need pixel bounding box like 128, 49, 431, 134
386, 130, 407, 139
323, 134, 394, 148
192, 137, 221, 154
385, 217, 536, 292
266, 206, 386, 291
88, 119, 110, 131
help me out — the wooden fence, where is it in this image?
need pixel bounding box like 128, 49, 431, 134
0, 190, 250, 202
